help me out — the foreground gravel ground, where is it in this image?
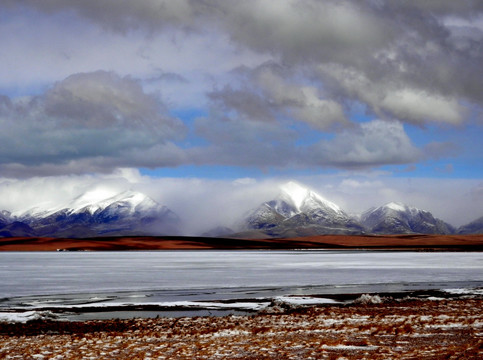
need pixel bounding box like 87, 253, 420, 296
1, 298, 482, 359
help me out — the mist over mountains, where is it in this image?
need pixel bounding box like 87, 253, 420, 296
0, 182, 481, 238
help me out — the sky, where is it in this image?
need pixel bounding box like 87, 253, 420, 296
0, 0, 482, 232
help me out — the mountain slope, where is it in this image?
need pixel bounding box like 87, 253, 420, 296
0, 221, 36, 237
458, 216, 483, 234
0, 210, 12, 228
240, 182, 365, 237
361, 202, 454, 235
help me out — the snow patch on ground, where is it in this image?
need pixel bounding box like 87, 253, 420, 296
274, 296, 339, 306
354, 294, 383, 304
210, 329, 251, 338
0, 310, 59, 323
444, 288, 483, 296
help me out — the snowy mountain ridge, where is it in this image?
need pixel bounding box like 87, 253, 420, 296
240, 181, 365, 237
69, 190, 161, 216
0, 181, 481, 238
13, 189, 155, 219
361, 202, 455, 235
278, 181, 342, 215
3, 189, 180, 238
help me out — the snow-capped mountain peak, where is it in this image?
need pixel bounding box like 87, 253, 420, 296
383, 202, 423, 215
279, 181, 341, 214
69, 190, 156, 215
279, 182, 310, 211
7, 188, 181, 237
68, 187, 120, 213
240, 181, 363, 237
361, 201, 454, 235
15, 188, 166, 220
384, 202, 407, 212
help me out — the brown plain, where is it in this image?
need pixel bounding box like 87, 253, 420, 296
0, 234, 482, 251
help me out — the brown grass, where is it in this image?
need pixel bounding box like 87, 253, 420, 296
1, 298, 482, 359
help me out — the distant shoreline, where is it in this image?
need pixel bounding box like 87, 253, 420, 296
1, 234, 482, 251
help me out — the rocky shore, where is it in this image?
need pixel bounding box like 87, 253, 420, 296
1, 298, 482, 359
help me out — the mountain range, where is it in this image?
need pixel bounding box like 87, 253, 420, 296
0, 190, 180, 238
232, 182, 466, 238
0, 182, 481, 237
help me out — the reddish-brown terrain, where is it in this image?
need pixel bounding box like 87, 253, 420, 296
0, 234, 482, 251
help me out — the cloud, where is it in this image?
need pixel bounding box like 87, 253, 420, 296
0, 70, 431, 176
306, 120, 421, 168
192, 115, 298, 168
232, 177, 257, 186
384, 0, 483, 15
189, 116, 425, 171
1, 0, 200, 33
4, 1, 481, 125
44, 71, 176, 131
254, 65, 349, 130
0, 71, 186, 176
218, 1, 388, 64
0, 1, 481, 176
209, 63, 349, 130
318, 64, 466, 125
424, 141, 460, 160
216, 1, 480, 126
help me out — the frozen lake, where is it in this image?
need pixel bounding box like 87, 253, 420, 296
1, 250, 482, 320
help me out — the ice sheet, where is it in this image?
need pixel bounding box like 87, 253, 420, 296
1, 250, 482, 321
